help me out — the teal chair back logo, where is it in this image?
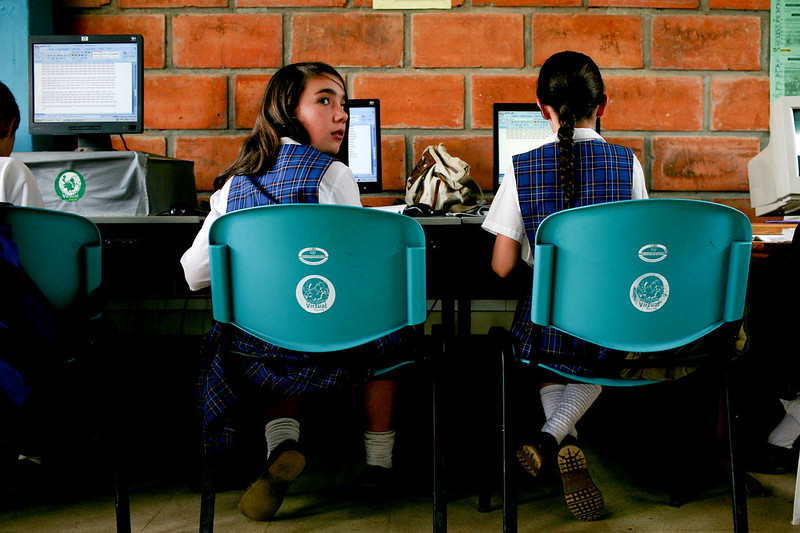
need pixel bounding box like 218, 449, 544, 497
295, 245, 335, 313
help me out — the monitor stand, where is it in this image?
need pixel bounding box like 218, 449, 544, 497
75, 133, 113, 152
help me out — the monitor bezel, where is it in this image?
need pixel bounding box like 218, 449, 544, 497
492, 102, 601, 192
337, 98, 382, 194
27, 34, 145, 145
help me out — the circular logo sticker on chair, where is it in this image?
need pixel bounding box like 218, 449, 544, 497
296, 275, 336, 313
630, 273, 669, 312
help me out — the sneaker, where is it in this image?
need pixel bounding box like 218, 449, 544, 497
557, 444, 604, 521
238, 440, 306, 521
360, 465, 394, 488
516, 432, 558, 478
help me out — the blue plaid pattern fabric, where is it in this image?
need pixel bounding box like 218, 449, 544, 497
197, 142, 407, 452
227, 143, 334, 209
512, 139, 634, 377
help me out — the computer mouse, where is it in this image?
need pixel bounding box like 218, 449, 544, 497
167, 202, 193, 216
403, 203, 435, 217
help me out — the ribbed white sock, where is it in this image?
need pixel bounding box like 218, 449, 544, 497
541, 383, 601, 444
540, 384, 578, 440
264, 417, 300, 458
364, 429, 395, 469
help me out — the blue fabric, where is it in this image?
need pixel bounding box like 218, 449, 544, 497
513, 140, 634, 377
226, 144, 332, 210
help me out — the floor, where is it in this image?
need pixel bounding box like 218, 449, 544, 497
0, 442, 799, 533
2, 337, 799, 533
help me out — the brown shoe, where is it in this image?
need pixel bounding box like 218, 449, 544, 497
557, 444, 604, 521
516, 432, 558, 478
238, 441, 306, 521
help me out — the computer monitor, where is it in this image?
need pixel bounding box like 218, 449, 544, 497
748, 95, 800, 216
336, 99, 381, 193
27, 34, 144, 151
492, 102, 600, 192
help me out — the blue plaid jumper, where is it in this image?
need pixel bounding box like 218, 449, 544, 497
512, 139, 634, 377
198, 143, 408, 452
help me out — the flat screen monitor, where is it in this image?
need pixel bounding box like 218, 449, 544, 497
748, 95, 800, 216
27, 34, 144, 151
492, 102, 600, 192
336, 99, 381, 193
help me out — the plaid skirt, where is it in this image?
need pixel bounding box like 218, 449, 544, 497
197, 322, 410, 452
511, 292, 620, 378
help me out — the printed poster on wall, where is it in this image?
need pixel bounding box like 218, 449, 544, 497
771, 0, 800, 100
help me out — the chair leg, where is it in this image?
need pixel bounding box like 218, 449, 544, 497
200, 453, 216, 533
793, 454, 800, 525
114, 459, 131, 533
500, 337, 517, 533
432, 340, 447, 533
724, 371, 748, 533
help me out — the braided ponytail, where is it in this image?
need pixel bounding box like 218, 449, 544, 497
536, 51, 605, 209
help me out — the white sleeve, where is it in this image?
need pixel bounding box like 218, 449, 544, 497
481, 164, 534, 267
319, 161, 362, 206
0, 158, 45, 208
632, 156, 648, 199
179, 180, 232, 291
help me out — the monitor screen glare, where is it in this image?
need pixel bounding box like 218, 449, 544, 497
794, 108, 800, 177
495, 108, 552, 185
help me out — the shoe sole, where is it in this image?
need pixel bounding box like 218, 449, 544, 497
238, 450, 306, 521
557, 444, 604, 522
517, 444, 544, 478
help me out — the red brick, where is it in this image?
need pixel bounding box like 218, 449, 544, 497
651, 136, 760, 191
60, 15, 165, 69
235, 75, 272, 130
412, 14, 524, 68
603, 76, 703, 131
473, 0, 580, 5
175, 136, 247, 192
291, 13, 403, 67
711, 77, 769, 131
603, 136, 645, 168
412, 136, 494, 192
532, 14, 643, 68
239, 0, 343, 5
145, 75, 227, 130
652, 15, 761, 71
173, 14, 282, 69
353, 75, 465, 129
381, 135, 407, 191
121, 0, 223, 8
710, 0, 768, 8
471, 75, 538, 129
590, 0, 697, 6
110, 135, 167, 156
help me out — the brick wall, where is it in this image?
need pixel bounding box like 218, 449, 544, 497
55, 0, 772, 218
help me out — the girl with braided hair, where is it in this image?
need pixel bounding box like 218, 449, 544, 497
482, 51, 648, 521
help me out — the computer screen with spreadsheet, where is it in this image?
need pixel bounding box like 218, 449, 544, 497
492, 103, 600, 192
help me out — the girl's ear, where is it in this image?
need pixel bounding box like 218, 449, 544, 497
536, 98, 551, 119
595, 95, 609, 118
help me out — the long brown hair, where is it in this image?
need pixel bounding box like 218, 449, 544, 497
536, 51, 605, 208
213, 62, 347, 190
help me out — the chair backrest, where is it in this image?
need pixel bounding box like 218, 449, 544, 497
531, 199, 752, 353
0, 205, 102, 311
208, 204, 427, 353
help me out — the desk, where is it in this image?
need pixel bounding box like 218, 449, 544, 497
93, 214, 520, 335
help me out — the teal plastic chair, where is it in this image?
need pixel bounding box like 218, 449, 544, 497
0, 205, 129, 533
199, 204, 435, 531
494, 199, 752, 533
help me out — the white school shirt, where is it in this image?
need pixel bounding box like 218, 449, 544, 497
482, 129, 648, 268
0, 157, 45, 208
180, 138, 361, 291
